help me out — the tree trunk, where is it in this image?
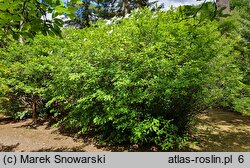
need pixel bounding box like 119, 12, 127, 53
122, 0, 129, 17
32, 96, 38, 124
138, 0, 146, 8
19, 21, 24, 43
216, 0, 230, 14
83, 2, 91, 27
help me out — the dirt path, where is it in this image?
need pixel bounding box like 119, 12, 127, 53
189, 110, 250, 151
0, 110, 250, 152
0, 115, 108, 152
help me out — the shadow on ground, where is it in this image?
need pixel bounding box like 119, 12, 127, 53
0, 143, 20, 152
0, 110, 249, 152
188, 110, 250, 152
32, 147, 86, 152
0, 116, 17, 125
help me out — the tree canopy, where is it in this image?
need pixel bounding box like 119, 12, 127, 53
0, 0, 64, 47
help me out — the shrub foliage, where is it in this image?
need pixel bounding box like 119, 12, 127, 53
0, 9, 246, 150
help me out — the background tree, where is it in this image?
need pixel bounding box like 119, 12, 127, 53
0, 0, 64, 47
230, 0, 250, 75
229, 0, 250, 114
58, 0, 156, 27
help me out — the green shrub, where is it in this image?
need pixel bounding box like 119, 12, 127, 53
57, 9, 242, 149
0, 9, 245, 150
13, 111, 31, 120
233, 97, 250, 115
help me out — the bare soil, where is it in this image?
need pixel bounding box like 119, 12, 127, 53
0, 115, 108, 152
189, 109, 250, 152
0, 110, 249, 152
